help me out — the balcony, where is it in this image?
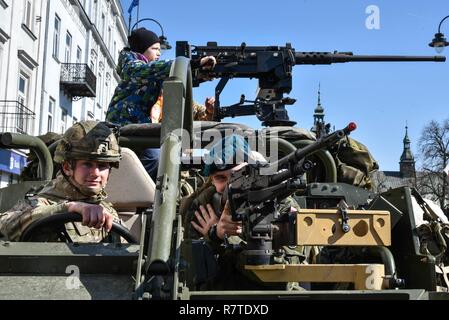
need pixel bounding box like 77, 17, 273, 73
0, 100, 35, 134
60, 63, 96, 99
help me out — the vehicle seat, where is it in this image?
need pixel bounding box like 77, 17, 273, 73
105, 147, 155, 242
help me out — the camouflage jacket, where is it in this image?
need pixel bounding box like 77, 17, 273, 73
182, 184, 301, 246
106, 49, 213, 125
0, 173, 119, 242
182, 184, 306, 291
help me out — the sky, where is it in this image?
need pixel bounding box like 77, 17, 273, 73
120, 0, 449, 171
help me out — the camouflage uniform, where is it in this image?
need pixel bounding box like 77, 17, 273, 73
0, 173, 119, 242
181, 134, 309, 290
0, 121, 122, 242
182, 185, 304, 290
106, 49, 213, 125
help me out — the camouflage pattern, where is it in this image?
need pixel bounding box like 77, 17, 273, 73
332, 137, 379, 190
106, 49, 172, 125
192, 101, 214, 121
20, 132, 62, 181
181, 186, 305, 291
0, 173, 120, 242
183, 186, 300, 242
54, 121, 121, 167
106, 49, 213, 125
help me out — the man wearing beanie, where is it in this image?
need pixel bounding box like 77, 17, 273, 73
106, 27, 216, 181
180, 134, 303, 291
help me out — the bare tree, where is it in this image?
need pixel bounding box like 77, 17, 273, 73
417, 119, 449, 210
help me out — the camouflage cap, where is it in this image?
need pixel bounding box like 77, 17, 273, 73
54, 121, 121, 167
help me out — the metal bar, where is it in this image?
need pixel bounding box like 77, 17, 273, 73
146, 57, 192, 275
0, 133, 53, 180
245, 264, 385, 290
0, 242, 139, 274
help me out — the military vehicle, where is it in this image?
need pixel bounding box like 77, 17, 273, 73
0, 41, 448, 301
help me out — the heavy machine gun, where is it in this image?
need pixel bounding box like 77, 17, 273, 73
176, 41, 445, 126
226, 122, 357, 265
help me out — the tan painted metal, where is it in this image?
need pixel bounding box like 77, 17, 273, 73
246, 264, 386, 290
296, 209, 391, 246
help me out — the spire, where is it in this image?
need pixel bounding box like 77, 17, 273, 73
312, 83, 329, 138
313, 83, 325, 123
314, 83, 324, 115
400, 124, 413, 161
403, 124, 411, 145
399, 123, 415, 178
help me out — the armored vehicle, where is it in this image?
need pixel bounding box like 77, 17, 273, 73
0, 42, 448, 300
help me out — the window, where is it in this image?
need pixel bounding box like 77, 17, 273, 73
105, 72, 110, 106
60, 107, 68, 133
101, 14, 105, 38
108, 27, 112, 50
48, 98, 55, 131
53, 15, 61, 59
64, 32, 72, 63
113, 41, 116, 61
93, 0, 98, 25
18, 72, 29, 107
90, 51, 97, 73
97, 71, 103, 107
73, 116, 78, 125
76, 46, 82, 64
23, 0, 33, 30
17, 71, 30, 132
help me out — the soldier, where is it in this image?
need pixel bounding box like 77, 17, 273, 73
182, 134, 302, 290
106, 27, 216, 181
0, 121, 122, 242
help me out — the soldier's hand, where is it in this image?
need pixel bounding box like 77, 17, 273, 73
216, 201, 242, 240
191, 204, 219, 237
205, 97, 215, 115
66, 202, 114, 232
200, 56, 216, 70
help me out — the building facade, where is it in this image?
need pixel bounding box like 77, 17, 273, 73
0, 0, 128, 188
371, 126, 417, 193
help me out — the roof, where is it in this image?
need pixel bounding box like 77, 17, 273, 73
371, 170, 415, 192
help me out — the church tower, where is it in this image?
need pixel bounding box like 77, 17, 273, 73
311, 84, 329, 138
399, 125, 416, 178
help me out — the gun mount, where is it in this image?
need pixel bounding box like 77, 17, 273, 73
227, 123, 357, 265
177, 41, 445, 126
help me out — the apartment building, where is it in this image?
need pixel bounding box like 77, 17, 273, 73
0, 0, 128, 187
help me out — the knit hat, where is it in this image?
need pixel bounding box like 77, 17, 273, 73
128, 28, 160, 54
203, 134, 266, 176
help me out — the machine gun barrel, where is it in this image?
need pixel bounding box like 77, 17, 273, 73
294, 52, 446, 64
268, 122, 357, 185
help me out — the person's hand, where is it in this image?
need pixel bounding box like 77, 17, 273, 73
66, 202, 115, 232
150, 104, 162, 123
205, 97, 215, 114
216, 201, 242, 240
191, 204, 219, 237
200, 56, 216, 70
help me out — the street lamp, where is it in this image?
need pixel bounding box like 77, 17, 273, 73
429, 15, 449, 53
131, 18, 172, 51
